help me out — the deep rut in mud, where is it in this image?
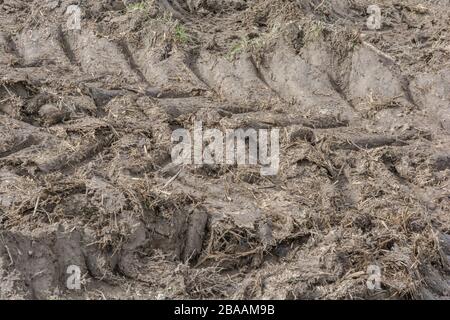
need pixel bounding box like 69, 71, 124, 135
0, 0, 449, 299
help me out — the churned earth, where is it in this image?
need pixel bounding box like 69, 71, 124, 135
0, 0, 449, 299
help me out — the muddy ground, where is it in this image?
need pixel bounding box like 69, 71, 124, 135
0, 0, 449, 299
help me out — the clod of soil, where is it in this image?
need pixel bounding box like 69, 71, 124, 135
0, 0, 449, 299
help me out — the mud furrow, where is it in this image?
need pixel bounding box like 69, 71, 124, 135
0, 135, 41, 158
116, 39, 153, 87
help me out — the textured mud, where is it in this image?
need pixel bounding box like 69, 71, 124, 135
0, 0, 449, 299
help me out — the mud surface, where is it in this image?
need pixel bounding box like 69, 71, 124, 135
0, 0, 449, 299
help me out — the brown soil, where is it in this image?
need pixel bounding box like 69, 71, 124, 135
0, 0, 449, 299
